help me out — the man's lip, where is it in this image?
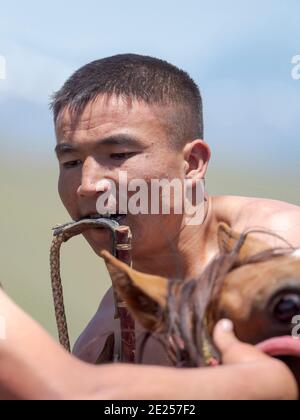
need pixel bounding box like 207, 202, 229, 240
257, 336, 300, 357
78, 213, 126, 222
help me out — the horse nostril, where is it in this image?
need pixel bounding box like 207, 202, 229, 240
273, 294, 300, 323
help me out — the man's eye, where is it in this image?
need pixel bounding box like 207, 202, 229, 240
110, 152, 136, 160
62, 160, 82, 169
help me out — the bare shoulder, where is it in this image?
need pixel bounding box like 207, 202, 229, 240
72, 287, 115, 363
211, 195, 261, 226
212, 195, 253, 215
212, 195, 300, 247
236, 197, 299, 228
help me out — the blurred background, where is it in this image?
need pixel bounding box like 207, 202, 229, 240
0, 0, 299, 346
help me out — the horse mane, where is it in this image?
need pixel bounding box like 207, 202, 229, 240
161, 228, 296, 367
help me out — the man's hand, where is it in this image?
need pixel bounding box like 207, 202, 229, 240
0, 288, 299, 400
212, 319, 299, 400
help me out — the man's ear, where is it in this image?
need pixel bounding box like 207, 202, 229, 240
183, 139, 211, 180
217, 222, 270, 261
100, 251, 168, 332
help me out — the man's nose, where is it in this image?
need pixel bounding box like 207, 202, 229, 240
77, 156, 104, 198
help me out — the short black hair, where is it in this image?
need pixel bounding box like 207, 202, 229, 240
50, 54, 203, 146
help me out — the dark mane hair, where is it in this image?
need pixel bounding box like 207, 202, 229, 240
158, 229, 296, 367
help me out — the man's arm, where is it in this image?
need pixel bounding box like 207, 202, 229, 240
0, 289, 89, 399
91, 320, 298, 400
0, 289, 298, 400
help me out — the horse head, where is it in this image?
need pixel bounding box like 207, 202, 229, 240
101, 223, 300, 380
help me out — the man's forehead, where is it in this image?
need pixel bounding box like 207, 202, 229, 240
56, 95, 167, 133
55, 96, 179, 150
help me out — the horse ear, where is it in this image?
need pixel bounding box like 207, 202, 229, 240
217, 222, 269, 260
218, 222, 240, 254
100, 250, 168, 332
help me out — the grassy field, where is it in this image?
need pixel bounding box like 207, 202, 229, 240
0, 157, 299, 346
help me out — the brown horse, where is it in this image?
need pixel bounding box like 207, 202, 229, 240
101, 222, 300, 385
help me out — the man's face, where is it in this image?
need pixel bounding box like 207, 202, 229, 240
55, 95, 186, 257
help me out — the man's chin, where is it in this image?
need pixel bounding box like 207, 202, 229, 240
83, 228, 115, 255
81, 214, 163, 258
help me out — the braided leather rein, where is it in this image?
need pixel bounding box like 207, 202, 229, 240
50, 217, 135, 362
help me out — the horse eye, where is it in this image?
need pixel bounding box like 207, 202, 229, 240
273, 294, 300, 323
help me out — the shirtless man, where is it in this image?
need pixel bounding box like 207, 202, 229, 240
52, 54, 300, 366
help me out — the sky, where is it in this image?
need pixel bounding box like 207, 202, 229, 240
0, 0, 299, 170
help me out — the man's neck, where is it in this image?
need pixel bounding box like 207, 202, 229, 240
132, 197, 215, 280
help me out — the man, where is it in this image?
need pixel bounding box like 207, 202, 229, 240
51, 54, 300, 365
1, 53, 299, 400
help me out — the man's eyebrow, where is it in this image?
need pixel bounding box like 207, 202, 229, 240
96, 134, 142, 147
55, 143, 78, 158
55, 134, 143, 157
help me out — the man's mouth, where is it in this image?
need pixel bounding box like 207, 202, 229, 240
257, 336, 300, 358
79, 213, 126, 223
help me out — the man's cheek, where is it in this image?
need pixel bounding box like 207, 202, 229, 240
58, 176, 68, 205
58, 176, 77, 216
129, 155, 172, 180
82, 229, 112, 255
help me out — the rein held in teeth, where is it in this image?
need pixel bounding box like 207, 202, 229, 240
50, 216, 135, 363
